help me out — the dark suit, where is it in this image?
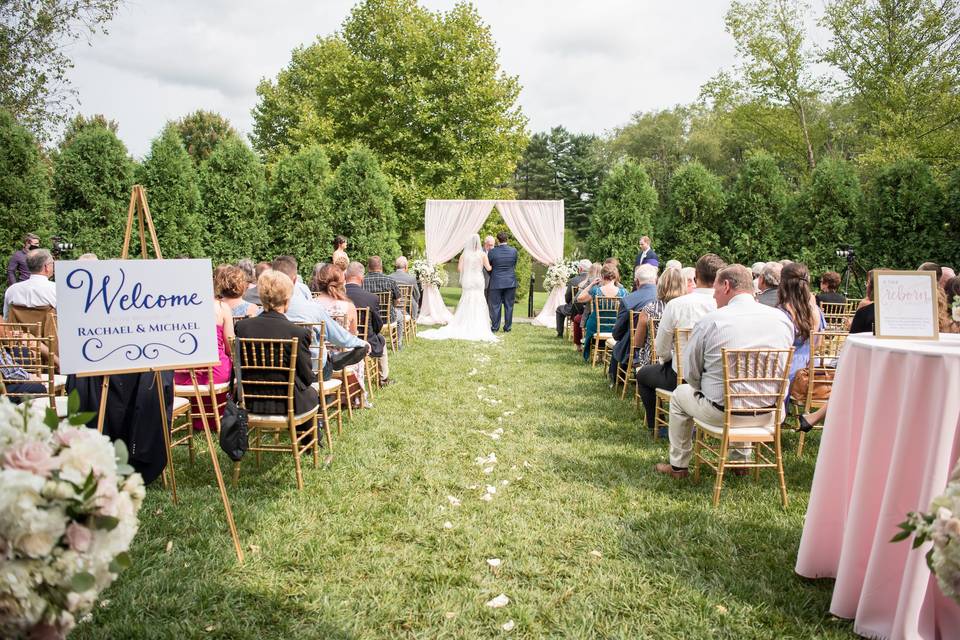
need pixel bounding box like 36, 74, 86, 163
555, 272, 588, 336
608, 283, 658, 381
634, 248, 659, 267
487, 243, 518, 331
235, 310, 319, 416
346, 283, 386, 358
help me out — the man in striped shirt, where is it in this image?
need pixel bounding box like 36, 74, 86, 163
655, 264, 794, 478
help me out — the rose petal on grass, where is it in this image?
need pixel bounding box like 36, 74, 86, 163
483, 466, 494, 474
443, 521, 453, 530
485, 594, 510, 608
468, 368, 478, 376
165, 540, 174, 554
502, 620, 516, 632
480, 493, 493, 502
447, 495, 462, 507
716, 605, 728, 615
501, 480, 509, 486
445, 611, 457, 620
589, 550, 603, 559
485, 485, 497, 494
487, 558, 502, 568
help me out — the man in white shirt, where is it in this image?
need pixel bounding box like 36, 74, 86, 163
636, 254, 725, 435
3, 249, 56, 319
655, 264, 794, 478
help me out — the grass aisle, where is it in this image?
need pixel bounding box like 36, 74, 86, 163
76, 324, 853, 639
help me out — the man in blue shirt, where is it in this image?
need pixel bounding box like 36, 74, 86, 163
609, 264, 659, 383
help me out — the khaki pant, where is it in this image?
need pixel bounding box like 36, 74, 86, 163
669, 384, 749, 469
378, 352, 389, 381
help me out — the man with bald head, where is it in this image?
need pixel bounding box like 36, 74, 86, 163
655, 264, 794, 479
363, 255, 404, 347
389, 255, 420, 318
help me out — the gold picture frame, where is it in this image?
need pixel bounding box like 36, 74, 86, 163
873, 270, 940, 340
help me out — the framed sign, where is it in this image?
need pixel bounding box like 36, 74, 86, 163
56, 259, 220, 375
873, 270, 940, 340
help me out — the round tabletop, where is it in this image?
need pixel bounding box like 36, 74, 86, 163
844, 332, 960, 356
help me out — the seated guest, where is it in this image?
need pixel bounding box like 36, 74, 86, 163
603, 257, 622, 285
577, 263, 626, 362
655, 264, 794, 479
944, 276, 960, 333
556, 259, 591, 338
919, 261, 943, 282
574, 262, 602, 350
756, 262, 782, 307
273, 255, 312, 302
665, 259, 682, 271
218, 265, 260, 318
609, 264, 659, 383
389, 256, 421, 318
237, 258, 256, 293
849, 270, 877, 334
633, 267, 686, 374
243, 261, 271, 305
345, 261, 392, 386
78, 253, 98, 261
917, 262, 958, 333
751, 262, 765, 292
778, 263, 824, 389
235, 271, 318, 417
636, 254, 724, 435
313, 264, 368, 405
816, 271, 846, 306
3, 248, 56, 319
681, 266, 696, 294
363, 256, 403, 345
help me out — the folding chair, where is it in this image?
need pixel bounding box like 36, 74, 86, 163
797, 331, 846, 456
293, 321, 343, 438
591, 296, 620, 368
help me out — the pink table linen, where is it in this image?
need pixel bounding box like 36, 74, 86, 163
796, 333, 960, 639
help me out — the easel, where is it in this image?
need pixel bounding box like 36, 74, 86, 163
88, 184, 244, 563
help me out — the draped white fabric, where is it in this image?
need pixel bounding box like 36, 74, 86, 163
417, 199, 565, 328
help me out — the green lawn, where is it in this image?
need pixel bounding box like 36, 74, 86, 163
75, 325, 852, 639
440, 287, 549, 313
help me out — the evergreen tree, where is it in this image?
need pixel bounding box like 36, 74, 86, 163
138, 125, 205, 258
0, 109, 52, 268
940, 168, 960, 267
723, 151, 789, 263
52, 122, 133, 259
175, 110, 239, 165
587, 160, 658, 269
661, 161, 726, 265
325, 145, 400, 262
266, 145, 332, 269
790, 157, 860, 275
199, 137, 268, 262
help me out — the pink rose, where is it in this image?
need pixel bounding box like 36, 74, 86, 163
95, 477, 120, 517
55, 427, 84, 448
3, 441, 58, 477
65, 522, 92, 552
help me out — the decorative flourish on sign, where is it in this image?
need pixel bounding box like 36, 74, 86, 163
82, 333, 199, 363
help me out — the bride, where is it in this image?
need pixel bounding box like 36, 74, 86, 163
420, 234, 498, 343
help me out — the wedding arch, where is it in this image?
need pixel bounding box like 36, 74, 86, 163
417, 199, 565, 328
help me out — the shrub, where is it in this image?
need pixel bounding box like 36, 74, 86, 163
660, 161, 725, 265
266, 145, 332, 270
0, 110, 52, 267
587, 160, 658, 269
723, 151, 789, 263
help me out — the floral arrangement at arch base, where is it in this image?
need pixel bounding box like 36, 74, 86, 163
0, 392, 144, 639
410, 259, 448, 289
543, 260, 580, 293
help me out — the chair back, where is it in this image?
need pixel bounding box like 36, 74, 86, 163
292, 322, 326, 374
627, 310, 642, 354
592, 296, 620, 333
804, 331, 847, 408
0, 333, 55, 406
721, 348, 794, 421
6, 305, 58, 357
236, 337, 299, 416
374, 290, 393, 326
674, 328, 692, 383
820, 302, 852, 332
397, 285, 415, 314
649, 317, 660, 362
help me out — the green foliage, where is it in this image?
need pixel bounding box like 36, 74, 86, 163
198, 137, 268, 263
479, 210, 532, 302
52, 121, 133, 258
325, 145, 400, 263
941, 168, 960, 265
0, 109, 52, 264
174, 110, 239, 165
587, 160, 658, 270
859, 158, 946, 269
60, 113, 119, 148
723, 152, 789, 263
659, 162, 725, 265
137, 125, 204, 258
266, 144, 332, 270
790, 157, 860, 274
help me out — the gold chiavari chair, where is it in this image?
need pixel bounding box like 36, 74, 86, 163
354, 307, 378, 397
0, 333, 58, 410
692, 347, 794, 507
636, 317, 661, 413
590, 296, 620, 368
374, 290, 400, 352
614, 310, 643, 399
820, 302, 851, 333
566, 284, 582, 343
293, 321, 343, 439
6, 305, 58, 361
397, 284, 417, 343
235, 337, 319, 491
653, 328, 692, 441
796, 331, 847, 457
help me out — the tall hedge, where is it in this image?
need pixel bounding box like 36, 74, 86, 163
52, 123, 134, 259
138, 125, 205, 258
587, 159, 658, 270
0, 110, 52, 264
325, 145, 400, 262
199, 137, 268, 263
661, 161, 725, 265
266, 144, 332, 269
790, 157, 860, 276
723, 152, 789, 264
941, 168, 960, 267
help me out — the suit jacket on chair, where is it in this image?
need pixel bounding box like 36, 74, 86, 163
345, 283, 386, 357
611, 284, 658, 365
234, 310, 319, 416
487, 244, 518, 290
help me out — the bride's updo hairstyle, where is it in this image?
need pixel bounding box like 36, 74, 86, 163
312, 263, 348, 301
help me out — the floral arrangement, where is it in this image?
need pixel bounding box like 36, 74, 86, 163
543, 260, 580, 292
0, 394, 144, 639
952, 297, 960, 323
411, 259, 448, 288
894, 471, 960, 603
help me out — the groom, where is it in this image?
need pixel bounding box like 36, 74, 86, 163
487, 231, 518, 332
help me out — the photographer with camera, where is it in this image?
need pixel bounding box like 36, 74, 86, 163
7, 233, 40, 286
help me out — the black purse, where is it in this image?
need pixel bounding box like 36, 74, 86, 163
219, 340, 248, 462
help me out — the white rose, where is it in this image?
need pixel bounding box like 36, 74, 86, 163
58, 431, 116, 485
15, 506, 67, 559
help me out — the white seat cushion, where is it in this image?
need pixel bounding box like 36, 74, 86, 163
694, 412, 776, 439
171, 396, 191, 414
311, 380, 342, 393
248, 406, 318, 424
30, 396, 68, 418
597, 332, 613, 340
606, 338, 617, 349
174, 381, 230, 395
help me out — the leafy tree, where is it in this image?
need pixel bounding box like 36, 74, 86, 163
723, 151, 789, 263
609, 108, 687, 204
0, 109, 52, 264
52, 121, 133, 258
198, 137, 267, 263
941, 168, 960, 266
587, 160, 658, 270
325, 145, 400, 263
137, 125, 205, 258
0, 0, 122, 139
266, 145, 332, 269
660, 162, 726, 265
251, 0, 527, 202
479, 210, 532, 302
60, 113, 119, 148
175, 110, 239, 165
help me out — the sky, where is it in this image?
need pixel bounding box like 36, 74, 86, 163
66, 0, 739, 158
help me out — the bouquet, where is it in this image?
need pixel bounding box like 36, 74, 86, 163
0, 393, 144, 639
411, 259, 448, 288
543, 260, 580, 292
893, 471, 960, 603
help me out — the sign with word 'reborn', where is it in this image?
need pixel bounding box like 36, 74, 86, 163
56, 259, 219, 375
874, 270, 940, 340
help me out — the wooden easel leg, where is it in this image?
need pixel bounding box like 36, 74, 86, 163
96, 376, 110, 434
190, 368, 244, 564
154, 371, 177, 505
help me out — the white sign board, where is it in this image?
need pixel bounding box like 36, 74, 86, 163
874, 270, 940, 340
56, 259, 220, 375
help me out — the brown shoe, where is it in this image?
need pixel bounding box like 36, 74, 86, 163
730, 468, 749, 477
654, 462, 689, 479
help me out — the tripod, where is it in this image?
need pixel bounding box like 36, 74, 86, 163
839, 254, 866, 298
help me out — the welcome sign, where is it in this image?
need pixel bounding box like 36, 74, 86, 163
56, 259, 219, 375
874, 270, 940, 340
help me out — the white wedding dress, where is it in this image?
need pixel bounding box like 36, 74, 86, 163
420, 250, 498, 343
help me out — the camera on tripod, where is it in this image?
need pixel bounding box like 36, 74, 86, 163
836, 244, 855, 260
50, 236, 75, 259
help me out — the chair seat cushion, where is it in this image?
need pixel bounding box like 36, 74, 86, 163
174, 381, 230, 395
248, 406, 318, 424
53, 374, 67, 388
171, 396, 191, 414
311, 380, 342, 393
694, 412, 776, 440
597, 332, 613, 340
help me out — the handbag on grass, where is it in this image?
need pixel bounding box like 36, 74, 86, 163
219, 340, 249, 462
